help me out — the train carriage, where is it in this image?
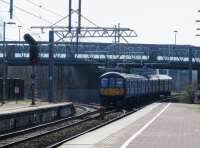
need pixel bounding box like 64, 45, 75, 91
156, 75, 172, 95
99, 72, 172, 107
99, 72, 125, 106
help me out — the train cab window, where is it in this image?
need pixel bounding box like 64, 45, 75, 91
101, 78, 108, 88
110, 78, 115, 88
116, 78, 123, 88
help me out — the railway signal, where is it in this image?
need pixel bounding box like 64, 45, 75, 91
24, 33, 39, 105
24, 33, 39, 65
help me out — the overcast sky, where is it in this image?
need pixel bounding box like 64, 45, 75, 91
1, 0, 200, 45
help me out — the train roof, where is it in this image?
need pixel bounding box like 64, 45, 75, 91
148, 74, 172, 80
100, 72, 172, 80
100, 72, 147, 79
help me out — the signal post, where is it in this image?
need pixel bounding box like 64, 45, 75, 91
24, 34, 39, 105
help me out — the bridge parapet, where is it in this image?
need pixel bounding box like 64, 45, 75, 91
0, 41, 199, 67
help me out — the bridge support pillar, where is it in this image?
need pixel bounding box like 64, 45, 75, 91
48, 31, 54, 102
188, 48, 192, 85
198, 69, 200, 87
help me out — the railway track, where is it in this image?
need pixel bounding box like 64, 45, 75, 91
48, 108, 137, 148
0, 105, 100, 148
0, 104, 129, 148
0, 96, 176, 148
48, 96, 176, 148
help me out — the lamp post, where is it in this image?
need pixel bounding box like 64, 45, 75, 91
2, 21, 15, 104
172, 30, 178, 61
173, 30, 179, 90
196, 11, 200, 86
18, 25, 22, 44
174, 30, 178, 45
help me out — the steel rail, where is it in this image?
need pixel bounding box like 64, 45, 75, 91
0, 105, 99, 146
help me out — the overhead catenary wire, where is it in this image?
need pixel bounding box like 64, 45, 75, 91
1, 0, 106, 29
0, 0, 53, 24
24, 0, 64, 18
13, 14, 32, 32
50, 13, 73, 27
0, 0, 133, 43
72, 10, 101, 28
0, 0, 78, 29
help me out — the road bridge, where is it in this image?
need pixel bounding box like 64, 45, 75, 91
0, 41, 200, 83
0, 41, 200, 100
0, 41, 199, 65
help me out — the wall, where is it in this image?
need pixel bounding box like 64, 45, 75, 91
4, 65, 103, 103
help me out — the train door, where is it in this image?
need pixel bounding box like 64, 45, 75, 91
167, 80, 170, 92
150, 80, 153, 95
160, 80, 164, 93
152, 80, 155, 94
144, 80, 147, 95
133, 79, 136, 97
156, 79, 159, 94
126, 80, 130, 97
138, 80, 141, 96
164, 80, 167, 93
136, 80, 139, 97
147, 80, 150, 96
158, 79, 160, 94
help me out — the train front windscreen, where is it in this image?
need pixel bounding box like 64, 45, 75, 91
100, 77, 124, 96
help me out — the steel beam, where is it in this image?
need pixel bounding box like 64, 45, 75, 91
68, 0, 72, 32
78, 0, 81, 34
48, 31, 54, 102
189, 48, 192, 84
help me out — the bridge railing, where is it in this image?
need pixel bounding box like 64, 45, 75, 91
0, 42, 199, 65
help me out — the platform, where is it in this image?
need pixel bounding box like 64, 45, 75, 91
0, 101, 48, 113
0, 101, 75, 133
0, 101, 73, 116
59, 103, 200, 148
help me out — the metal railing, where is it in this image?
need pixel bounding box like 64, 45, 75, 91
0, 41, 199, 67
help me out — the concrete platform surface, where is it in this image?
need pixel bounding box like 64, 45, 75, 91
0, 101, 72, 115
59, 103, 200, 148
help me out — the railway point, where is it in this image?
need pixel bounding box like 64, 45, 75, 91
59, 102, 200, 148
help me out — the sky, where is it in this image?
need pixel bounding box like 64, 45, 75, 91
0, 0, 200, 46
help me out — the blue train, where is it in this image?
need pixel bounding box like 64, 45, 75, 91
99, 72, 172, 107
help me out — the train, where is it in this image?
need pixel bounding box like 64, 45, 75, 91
99, 72, 172, 107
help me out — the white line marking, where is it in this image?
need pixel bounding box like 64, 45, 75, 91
120, 103, 171, 148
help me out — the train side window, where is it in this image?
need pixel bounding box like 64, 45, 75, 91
116, 78, 123, 88
101, 78, 108, 88
110, 78, 115, 88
